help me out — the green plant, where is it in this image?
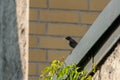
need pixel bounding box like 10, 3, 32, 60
40, 60, 95, 80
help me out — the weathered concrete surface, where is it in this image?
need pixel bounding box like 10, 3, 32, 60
16, 0, 29, 80
0, 0, 28, 80
93, 44, 120, 80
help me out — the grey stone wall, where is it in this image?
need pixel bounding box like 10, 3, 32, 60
0, 0, 28, 80
93, 44, 120, 80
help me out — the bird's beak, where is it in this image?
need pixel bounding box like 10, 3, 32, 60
63, 38, 69, 43
63, 38, 66, 40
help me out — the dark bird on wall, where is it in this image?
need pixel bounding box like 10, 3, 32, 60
65, 36, 78, 48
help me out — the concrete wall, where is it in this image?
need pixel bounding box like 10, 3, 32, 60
93, 44, 120, 80
0, 0, 28, 80
16, 0, 29, 80
29, 0, 110, 80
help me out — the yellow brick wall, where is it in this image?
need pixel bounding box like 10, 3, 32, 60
29, 0, 110, 79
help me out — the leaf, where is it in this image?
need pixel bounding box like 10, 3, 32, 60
92, 63, 97, 73
86, 75, 92, 80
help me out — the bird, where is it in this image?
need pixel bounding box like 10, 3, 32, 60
65, 36, 78, 48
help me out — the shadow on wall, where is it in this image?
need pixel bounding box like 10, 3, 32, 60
0, 0, 23, 80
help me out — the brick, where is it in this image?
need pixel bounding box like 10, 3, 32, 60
29, 77, 39, 80
49, 0, 88, 10
90, 0, 110, 11
29, 50, 46, 62
40, 10, 80, 23
81, 12, 99, 24
30, 0, 47, 8
29, 23, 46, 34
30, 9, 38, 21
29, 36, 38, 48
40, 37, 72, 49
48, 24, 88, 37
29, 64, 37, 75
39, 77, 44, 80
48, 50, 69, 62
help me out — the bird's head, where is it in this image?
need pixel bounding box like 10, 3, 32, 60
65, 36, 72, 40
